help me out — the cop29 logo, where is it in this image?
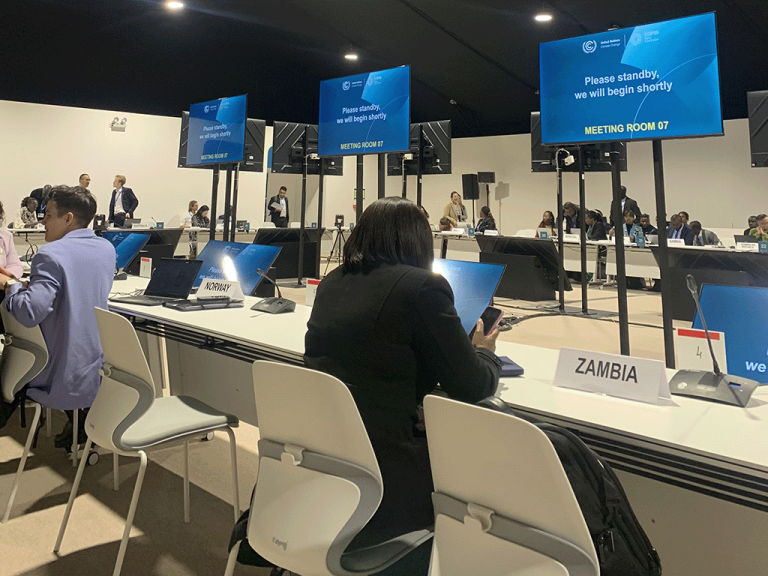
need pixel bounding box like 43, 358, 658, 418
582, 40, 597, 54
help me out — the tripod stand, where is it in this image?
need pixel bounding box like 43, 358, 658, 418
324, 225, 347, 275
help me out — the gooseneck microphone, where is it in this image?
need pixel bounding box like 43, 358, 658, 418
685, 274, 721, 376
250, 268, 296, 314
256, 268, 283, 299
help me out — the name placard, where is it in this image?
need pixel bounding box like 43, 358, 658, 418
668, 238, 685, 247
736, 242, 759, 252
305, 278, 321, 307
196, 278, 245, 301
675, 328, 727, 372
483, 229, 499, 236
132, 223, 151, 230
554, 348, 671, 404
563, 233, 580, 243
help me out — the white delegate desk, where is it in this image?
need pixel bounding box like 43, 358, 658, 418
108, 275, 768, 576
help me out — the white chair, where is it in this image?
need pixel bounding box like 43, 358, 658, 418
1, 306, 50, 523
260, 221, 276, 228
423, 395, 599, 576
54, 308, 241, 576
514, 229, 537, 238
289, 221, 302, 228
224, 361, 432, 576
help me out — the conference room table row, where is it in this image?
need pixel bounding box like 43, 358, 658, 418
108, 275, 767, 576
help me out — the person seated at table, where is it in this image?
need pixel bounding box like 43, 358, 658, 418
585, 210, 607, 240
192, 204, 210, 228
666, 213, 693, 244
678, 211, 690, 226
476, 206, 497, 234
442, 191, 467, 226
639, 214, 658, 236
689, 221, 721, 246
609, 210, 644, 242
180, 200, 198, 229
1, 186, 115, 446
744, 215, 758, 236
304, 196, 501, 575
438, 216, 453, 231
562, 201, 580, 232
749, 213, 768, 241
536, 210, 556, 237
14, 197, 39, 228
0, 200, 24, 279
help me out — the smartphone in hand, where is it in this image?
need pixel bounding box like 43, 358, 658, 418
470, 306, 504, 337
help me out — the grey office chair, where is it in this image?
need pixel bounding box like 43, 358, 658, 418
54, 308, 241, 576
224, 360, 433, 576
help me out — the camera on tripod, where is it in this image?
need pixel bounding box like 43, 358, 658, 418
334, 214, 345, 229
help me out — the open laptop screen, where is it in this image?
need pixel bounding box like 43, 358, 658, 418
432, 259, 506, 334
194, 240, 281, 295
144, 259, 203, 299
103, 231, 150, 272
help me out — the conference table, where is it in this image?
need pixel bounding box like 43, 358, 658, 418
108, 276, 767, 576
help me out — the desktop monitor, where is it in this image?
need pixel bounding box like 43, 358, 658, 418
179, 113, 266, 172
318, 65, 410, 157
185, 94, 247, 167
694, 284, 768, 384
432, 259, 506, 334
193, 240, 281, 295
539, 13, 723, 145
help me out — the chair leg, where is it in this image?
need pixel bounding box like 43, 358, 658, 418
223, 541, 241, 576
46, 408, 52, 437
224, 427, 240, 522
112, 450, 148, 576
183, 440, 190, 523
113, 452, 120, 491
2, 403, 41, 523
54, 437, 93, 553
71, 410, 78, 467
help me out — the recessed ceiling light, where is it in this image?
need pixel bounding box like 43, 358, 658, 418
166, 1, 184, 9
535, 14, 553, 22
344, 53, 358, 60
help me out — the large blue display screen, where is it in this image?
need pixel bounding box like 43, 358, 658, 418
693, 284, 768, 385
194, 240, 281, 295
103, 232, 149, 271
318, 66, 410, 157
186, 94, 247, 166
432, 259, 505, 334
540, 13, 723, 145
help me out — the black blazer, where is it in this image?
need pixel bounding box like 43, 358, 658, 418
305, 263, 500, 545
667, 223, 694, 245
267, 194, 288, 225
108, 188, 139, 222
476, 216, 496, 233
610, 196, 641, 226
587, 221, 608, 240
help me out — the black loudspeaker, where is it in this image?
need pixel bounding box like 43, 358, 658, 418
462, 173, 479, 200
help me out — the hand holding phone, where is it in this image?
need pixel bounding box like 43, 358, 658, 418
470, 306, 503, 352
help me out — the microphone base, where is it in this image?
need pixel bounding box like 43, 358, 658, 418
669, 370, 759, 407
250, 297, 296, 314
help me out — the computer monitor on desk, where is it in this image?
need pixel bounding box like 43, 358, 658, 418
103, 232, 150, 279
476, 235, 571, 301
123, 218, 141, 229
193, 240, 281, 295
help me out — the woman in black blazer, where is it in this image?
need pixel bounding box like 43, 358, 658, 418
305, 197, 501, 574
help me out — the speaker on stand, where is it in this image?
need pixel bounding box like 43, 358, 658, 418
462, 173, 480, 226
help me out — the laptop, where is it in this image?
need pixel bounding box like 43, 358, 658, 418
109, 258, 203, 306
646, 234, 658, 245
734, 234, 757, 244
124, 218, 141, 229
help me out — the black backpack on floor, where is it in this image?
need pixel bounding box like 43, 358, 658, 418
478, 396, 662, 576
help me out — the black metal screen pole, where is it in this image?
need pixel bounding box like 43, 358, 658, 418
556, 156, 565, 313
230, 164, 239, 242
222, 166, 233, 241
356, 154, 364, 222
416, 126, 424, 207
610, 144, 630, 355
209, 165, 220, 240
577, 146, 589, 314
653, 139, 675, 368
317, 160, 325, 228
295, 151, 308, 287
401, 156, 407, 198
378, 153, 386, 199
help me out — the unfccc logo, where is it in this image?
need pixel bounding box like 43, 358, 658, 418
204, 105, 210, 113
342, 81, 350, 91
582, 40, 597, 54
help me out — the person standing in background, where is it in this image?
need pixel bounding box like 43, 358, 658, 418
15, 197, 39, 228
181, 200, 199, 258
609, 186, 641, 226
268, 186, 289, 228
562, 201, 580, 232
30, 185, 52, 220
108, 175, 138, 228
442, 191, 467, 226
78, 174, 91, 188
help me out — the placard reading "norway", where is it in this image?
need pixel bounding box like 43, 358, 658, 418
554, 348, 671, 404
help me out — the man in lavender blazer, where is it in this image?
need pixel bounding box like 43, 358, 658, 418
0, 186, 115, 439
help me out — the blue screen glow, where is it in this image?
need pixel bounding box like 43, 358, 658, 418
194, 240, 281, 295
432, 259, 505, 334
318, 66, 410, 157
103, 232, 149, 271
539, 13, 722, 145
187, 94, 247, 166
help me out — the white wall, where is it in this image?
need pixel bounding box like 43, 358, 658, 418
1, 99, 765, 233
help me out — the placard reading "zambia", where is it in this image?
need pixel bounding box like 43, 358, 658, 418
554, 348, 671, 404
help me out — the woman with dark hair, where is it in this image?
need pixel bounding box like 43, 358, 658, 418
585, 210, 607, 240
442, 191, 467, 226
188, 205, 210, 258
537, 210, 556, 237
192, 205, 210, 228
15, 197, 39, 228
476, 206, 496, 234
417, 205, 429, 220
305, 197, 501, 574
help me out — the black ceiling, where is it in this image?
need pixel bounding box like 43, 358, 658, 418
3, 0, 768, 138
